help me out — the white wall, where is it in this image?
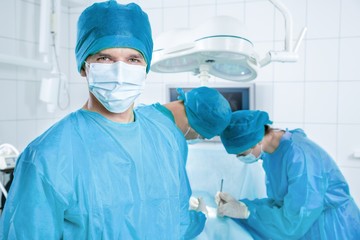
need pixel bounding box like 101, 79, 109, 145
0, 0, 359, 204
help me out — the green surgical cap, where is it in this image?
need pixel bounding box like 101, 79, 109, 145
75, 0, 153, 73
220, 110, 273, 154
177, 87, 232, 139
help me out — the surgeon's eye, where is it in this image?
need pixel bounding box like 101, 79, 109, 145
96, 56, 113, 63
128, 57, 145, 65
129, 58, 139, 63
237, 149, 252, 157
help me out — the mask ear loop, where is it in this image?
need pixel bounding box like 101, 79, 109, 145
84, 61, 91, 77
184, 127, 191, 137
196, 134, 205, 140
255, 143, 263, 159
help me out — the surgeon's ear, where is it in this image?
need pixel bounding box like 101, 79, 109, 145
80, 67, 86, 77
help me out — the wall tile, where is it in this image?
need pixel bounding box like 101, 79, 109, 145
339, 38, 360, 81
69, 82, 88, 112
161, 72, 190, 84
138, 0, 162, 8
337, 124, 360, 168
60, 7, 70, 49
0, 1, 16, 38
36, 118, 59, 137
147, 71, 164, 83
0, 80, 17, 120
57, 47, 70, 79
146, 8, 163, 38
338, 82, 360, 124
304, 123, 337, 160
307, 0, 341, 39
16, 80, 40, 119
305, 39, 339, 81
340, 0, 360, 37
304, 82, 337, 123
16, 120, 37, 152
216, 2, 245, 22
273, 82, 304, 123
189, 0, 216, 5
163, 7, 189, 31
221, 0, 247, 3
69, 13, 79, 49
163, 0, 188, 8
0, 121, 17, 147
245, 1, 274, 42
0, 38, 17, 80
68, 48, 82, 83
15, 1, 39, 43
15, 41, 43, 81
137, 82, 165, 105
189, 5, 216, 28
254, 82, 273, 115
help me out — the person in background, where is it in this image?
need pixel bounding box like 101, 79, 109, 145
139, 87, 232, 144
0, 1, 229, 239
216, 110, 360, 239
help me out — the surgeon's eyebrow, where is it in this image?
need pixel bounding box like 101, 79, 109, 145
88, 53, 112, 60
128, 53, 145, 60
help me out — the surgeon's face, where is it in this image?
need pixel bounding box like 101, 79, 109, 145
81, 48, 146, 76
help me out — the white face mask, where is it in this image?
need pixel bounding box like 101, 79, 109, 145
186, 136, 205, 145
85, 61, 146, 113
184, 127, 205, 144
236, 144, 263, 164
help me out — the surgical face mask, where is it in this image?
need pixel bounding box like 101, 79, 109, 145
184, 127, 205, 144
85, 61, 146, 113
186, 136, 205, 145
237, 144, 263, 164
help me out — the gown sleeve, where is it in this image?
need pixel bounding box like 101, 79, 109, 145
0, 149, 66, 239
178, 163, 206, 239
177, 139, 206, 239
135, 104, 206, 239
238, 145, 325, 239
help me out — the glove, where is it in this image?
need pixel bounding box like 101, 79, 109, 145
215, 192, 250, 219
189, 196, 208, 216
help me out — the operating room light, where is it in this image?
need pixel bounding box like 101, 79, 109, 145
151, 16, 259, 82
151, 0, 307, 83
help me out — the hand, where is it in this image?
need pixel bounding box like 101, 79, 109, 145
215, 192, 250, 219
189, 196, 208, 216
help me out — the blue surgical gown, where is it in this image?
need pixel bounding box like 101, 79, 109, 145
0, 108, 205, 239
237, 129, 360, 239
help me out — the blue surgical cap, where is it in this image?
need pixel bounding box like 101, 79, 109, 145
220, 110, 273, 154
75, 0, 153, 73
177, 87, 232, 139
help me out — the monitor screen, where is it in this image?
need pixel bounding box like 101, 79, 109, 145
167, 84, 254, 111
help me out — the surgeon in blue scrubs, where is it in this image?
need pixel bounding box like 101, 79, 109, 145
0, 1, 231, 239
137, 86, 232, 145
217, 110, 360, 239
